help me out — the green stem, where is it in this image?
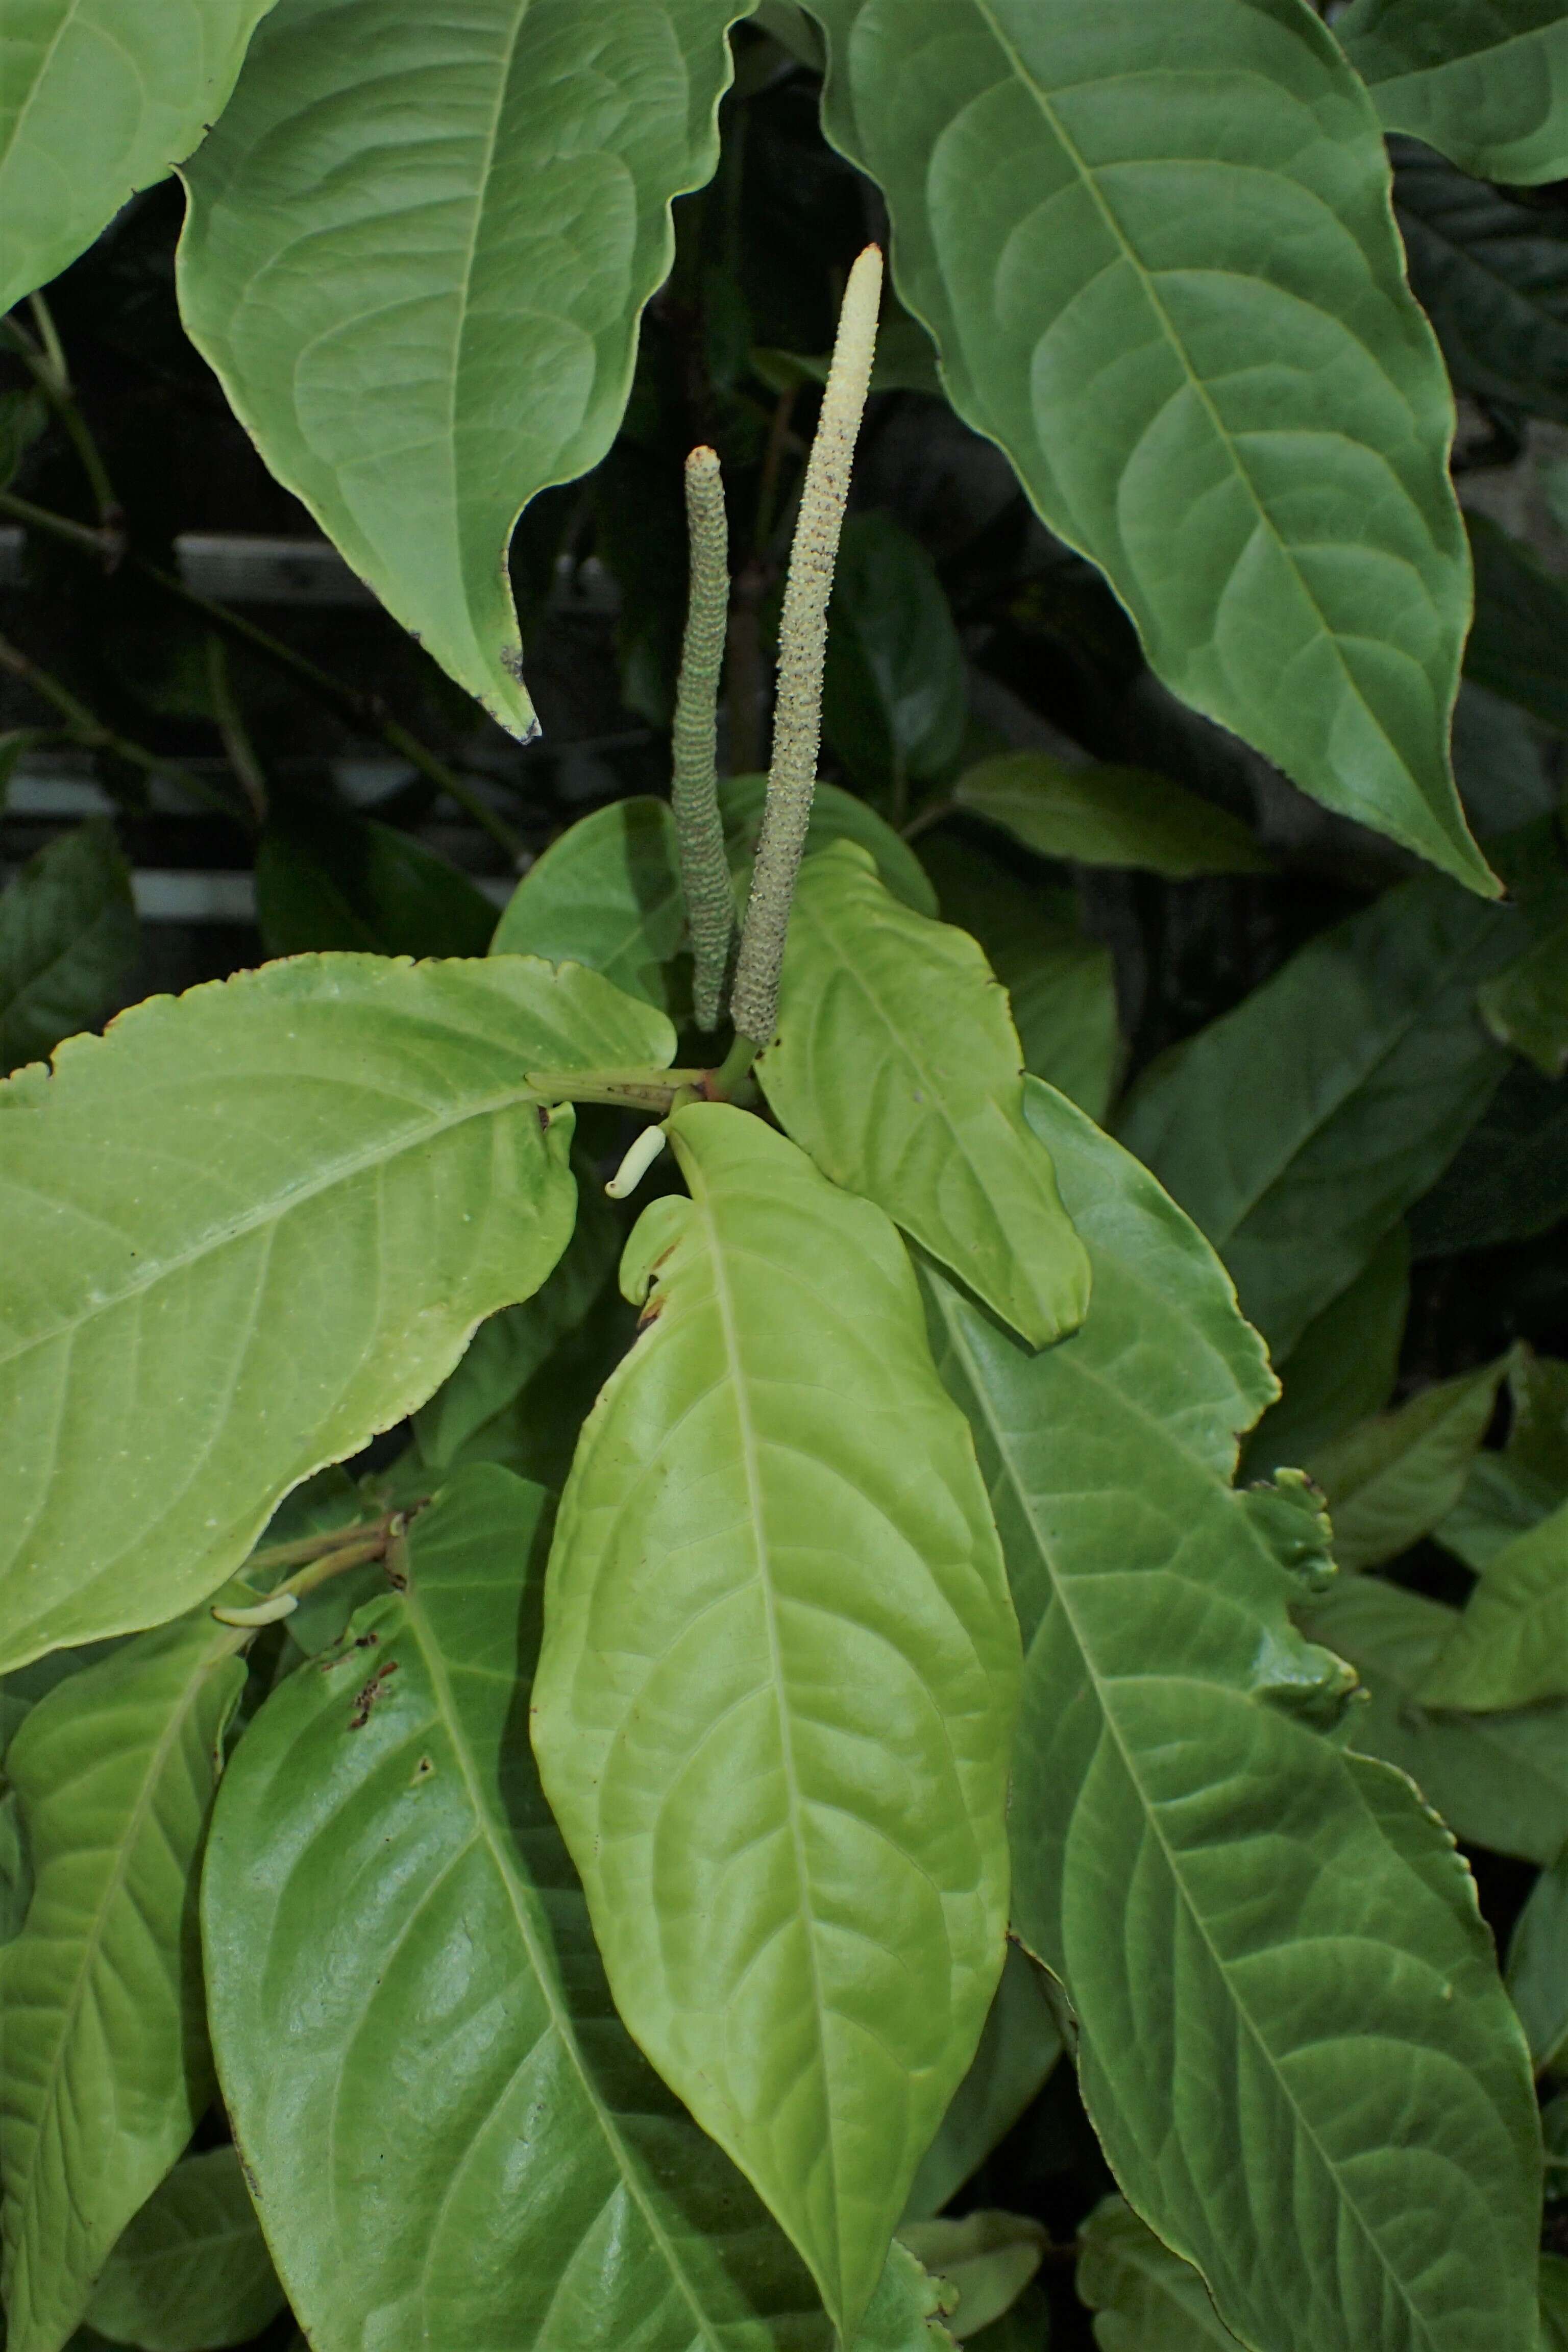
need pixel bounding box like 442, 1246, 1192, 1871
526, 1064, 713, 1113
205, 635, 268, 828
244, 1519, 382, 1577
900, 797, 955, 844
672, 445, 739, 1030
709, 1033, 759, 1099
0, 629, 242, 824
4, 299, 122, 538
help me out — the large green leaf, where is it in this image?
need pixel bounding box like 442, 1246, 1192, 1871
757, 843, 1089, 1349
0, 952, 673, 1669
1303, 1573, 1568, 1867
178, 0, 751, 733
1242, 1224, 1410, 1481
1338, 0, 1568, 185
1119, 873, 1518, 1357
255, 807, 497, 960
822, 516, 968, 802
1392, 141, 1568, 426
1417, 1498, 1568, 1710
0, 822, 138, 1078
805, 0, 1489, 893
1506, 1846, 1568, 2075
0, 1613, 247, 2352
1076, 2199, 1241, 2352
0, 0, 276, 315
923, 1078, 1542, 2352
901, 1947, 1061, 2225
532, 1107, 1019, 2339
204, 1464, 950, 2352
951, 754, 1269, 880
492, 800, 688, 1015
1306, 1355, 1510, 1572
85, 2149, 284, 2352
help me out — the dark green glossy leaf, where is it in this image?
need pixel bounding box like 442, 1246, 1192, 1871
719, 775, 939, 917
179, 0, 751, 732
1466, 514, 1568, 734
758, 843, 1090, 1349
492, 800, 687, 1015
1338, 0, 1568, 185
205, 1464, 950, 2352
1, 1614, 248, 2352
952, 755, 1269, 880
925, 1077, 1542, 2352
1242, 1225, 1410, 1482
1393, 141, 1568, 424
0, 821, 137, 1077
895, 2217, 1044, 2343
1418, 1496, 1568, 1709
1119, 873, 1518, 1356
0, 952, 672, 1669
85, 2149, 284, 2352
902, 1947, 1061, 2225
1506, 1845, 1568, 2073
1302, 1574, 1568, 1865
1409, 1061, 1568, 1255
823, 516, 967, 800
533, 1108, 1019, 2339
806, 0, 1490, 893
1076, 2199, 1240, 2351
255, 807, 496, 960
1307, 1355, 1510, 1572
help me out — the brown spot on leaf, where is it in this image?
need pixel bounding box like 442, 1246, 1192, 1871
348, 1658, 400, 1729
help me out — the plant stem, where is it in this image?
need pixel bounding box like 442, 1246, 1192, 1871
244, 1519, 383, 1576
0, 629, 242, 823
672, 446, 739, 1029
728, 243, 882, 1049
205, 634, 268, 828
709, 1033, 759, 1099
526, 1064, 714, 1113
900, 797, 955, 844
4, 297, 123, 542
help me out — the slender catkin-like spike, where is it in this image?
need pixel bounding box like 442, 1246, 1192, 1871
729, 243, 883, 1049
673, 445, 738, 1031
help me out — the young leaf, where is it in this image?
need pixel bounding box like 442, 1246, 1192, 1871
923, 1079, 1542, 2352
805, 0, 1490, 894
822, 515, 967, 802
1466, 515, 1568, 734
1076, 2198, 1242, 2351
0, 820, 138, 1077
1392, 141, 1568, 425
1119, 873, 1518, 1357
0, 952, 673, 1669
0, 1613, 248, 2352
492, 800, 688, 1015
1242, 1224, 1410, 1482
901, 1947, 1061, 2225
178, 0, 752, 734
255, 807, 497, 960
532, 1107, 1019, 2340
757, 843, 1090, 1349
0, 1, 276, 315
894, 2215, 1044, 2343
1306, 1354, 1510, 1572
1304, 1573, 1568, 1867
1417, 1497, 1568, 1710
951, 754, 1269, 880
85, 2148, 285, 2352
719, 774, 939, 917
1337, 0, 1568, 186
1506, 1846, 1568, 2075
203, 1464, 949, 2352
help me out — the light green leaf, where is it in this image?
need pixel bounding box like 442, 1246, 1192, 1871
1392, 140, 1568, 426
0, 1613, 248, 2352
902, 1946, 1061, 2225
86, 2149, 284, 2352
1076, 2198, 1241, 2351
256, 807, 497, 960
1466, 515, 1568, 735
823, 516, 967, 800
757, 843, 1090, 1349
1305, 1574, 1568, 1865
918, 835, 1120, 1124
1242, 1224, 1410, 1482
924, 1078, 1542, 2352
0, 951, 673, 1670
0, 821, 137, 1077
1307, 1354, 1510, 1573
1506, 1845, 1568, 2075
719, 774, 939, 917
532, 1107, 1019, 2339
178, 0, 751, 733
1545, 2255, 1568, 2352
951, 754, 1269, 880
896, 2216, 1045, 2343
1418, 1497, 1568, 1710
1119, 873, 1518, 1357
1480, 915, 1568, 1079
492, 799, 688, 1014
805, 0, 1490, 894
1338, 0, 1568, 186
0, 0, 276, 316
204, 1464, 950, 2352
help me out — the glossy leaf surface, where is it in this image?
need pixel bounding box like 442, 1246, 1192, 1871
205, 1465, 949, 2352
925, 1079, 1542, 2352
179, 0, 750, 732
533, 1107, 1019, 2338
1, 1615, 246, 2352
1077, 2198, 1241, 2351
0, 822, 137, 1079
806, 0, 1488, 891
952, 754, 1269, 879
895, 2216, 1043, 2343
1119, 874, 1517, 1356
1506, 1846, 1568, 2074
1242, 1224, 1409, 1481
492, 800, 687, 1015
85, 2149, 284, 2352
1338, 0, 1568, 184
822, 516, 967, 800
1392, 141, 1568, 425
0, 952, 672, 1668
1418, 1498, 1568, 1710
902, 1948, 1061, 2225
256, 807, 497, 960
1307, 1355, 1509, 1572
718, 775, 938, 917
758, 844, 1089, 1349
0, 0, 276, 315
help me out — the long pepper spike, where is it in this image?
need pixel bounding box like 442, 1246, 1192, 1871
672, 444, 738, 1031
